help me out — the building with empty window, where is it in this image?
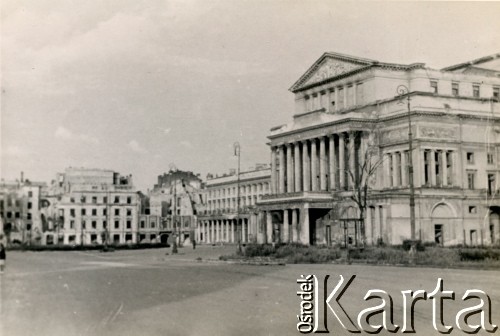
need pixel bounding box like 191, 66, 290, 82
0, 173, 45, 245
140, 169, 205, 245
258, 52, 500, 247
197, 165, 271, 244
44, 167, 139, 245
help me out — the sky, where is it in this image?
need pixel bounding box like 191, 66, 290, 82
2, 0, 500, 191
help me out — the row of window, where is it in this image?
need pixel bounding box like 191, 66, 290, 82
67, 207, 135, 217
66, 219, 133, 230
208, 183, 269, 200
304, 82, 364, 112
466, 171, 497, 194
430, 80, 500, 98
2, 211, 33, 220
466, 151, 496, 165
0, 199, 34, 208
70, 195, 134, 204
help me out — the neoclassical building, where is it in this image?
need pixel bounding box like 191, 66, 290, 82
258, 52, 500, 246
197, 166, 271, 244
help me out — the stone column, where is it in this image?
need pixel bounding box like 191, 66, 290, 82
279, 145, 285, 193
211, 221, 215, 243
266, 211, 273, 244
343, 85, 348, 109
329, 135, 336, 190
319, 136, 327, 190
349, 132, 356, 189
283, 209, 289, 243
300, 205, 310, 245
430, 149, 436, 186
242, 219, 246, 243
401, 150, 407, 186
286, 143, 294, 193
339, 133, 345, 189
294, 142, 301, 192
302, 141, 310, 192
292, 209, 298, 243
311, 139, 318, 191
442, 150, 448, 187
231, 220, 235, 243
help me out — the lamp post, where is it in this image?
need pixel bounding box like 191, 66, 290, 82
234, 142, 242, 255
396, 85, 416, 241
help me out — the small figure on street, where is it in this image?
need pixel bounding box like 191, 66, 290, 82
0, 243, 6, 273
192, 239, 196, 250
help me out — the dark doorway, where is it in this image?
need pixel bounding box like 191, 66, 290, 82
434, 224, 443, 245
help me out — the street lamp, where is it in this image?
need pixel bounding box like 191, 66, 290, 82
396, 85, 416, 241
234, 142, 242, 255
170, 163, 178, 254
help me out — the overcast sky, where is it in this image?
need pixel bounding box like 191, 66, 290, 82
2, 0, 500, 191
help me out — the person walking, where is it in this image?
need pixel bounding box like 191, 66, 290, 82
0, 243, 6, 274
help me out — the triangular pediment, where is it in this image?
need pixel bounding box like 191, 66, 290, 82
290, 52, 376, 92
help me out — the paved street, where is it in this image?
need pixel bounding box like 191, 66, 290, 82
1, 246, 499, 336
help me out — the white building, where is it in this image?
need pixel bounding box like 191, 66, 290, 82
258, 52, 500, 246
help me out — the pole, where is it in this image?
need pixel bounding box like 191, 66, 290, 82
234, 142, 242, 255
396, 85, 416, 241
172, 180, 178, 254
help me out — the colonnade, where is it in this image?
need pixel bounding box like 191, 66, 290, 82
197, 218, 249, 244
261, 208, 305, 244
270, 131, 367, 194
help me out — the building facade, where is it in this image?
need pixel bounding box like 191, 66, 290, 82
258, 52, 500, 247
197, 165, 271, 244
45, 168, 139, 245
0, 173, 45, 245
140, 169, 205, 245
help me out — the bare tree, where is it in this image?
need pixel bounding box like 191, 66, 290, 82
344, 130, 384, 244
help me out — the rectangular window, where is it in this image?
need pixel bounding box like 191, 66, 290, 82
81, 196, 86, 203
27, 202, 32, 209
92, 209, 97, 216
346, 85, 354, 107
126, 209, 132, 216
126, 220, 131, 229
81, 208, 86, 216
27, 213, 32, 220
396, 152, 402, 186
452, 82, 459, 96
488, 174, 496, 195
115, 209, 120, 216
127, 196, 132, 204
92, 221, 97, 229
329, 88, 335, 111
140, 220, 145, 229
70, 209, 75, 217
114, 220, 120, 229
15, 212, 20, 218
468, 206, 477, 214
103, 208, 107, 216
151, 221, 156, 228
466, 152, 474, 164
430, 80, 438, 93
7, 212, 12, 219
28, 191, 33, 198
493, 87, 499, 99
435, 151, 441, 186
487, 153, 494, 165
92, 197, 97, 204
467, 171, 476, 189
434, 224, 443, 245
103, 197, 107, 204
473, 84, 480, 98
103, 220, 107, 229
114, 196, 120, 204
70, 197, 75, 203
424, 150, 430, 185
70, 220, 75, 229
